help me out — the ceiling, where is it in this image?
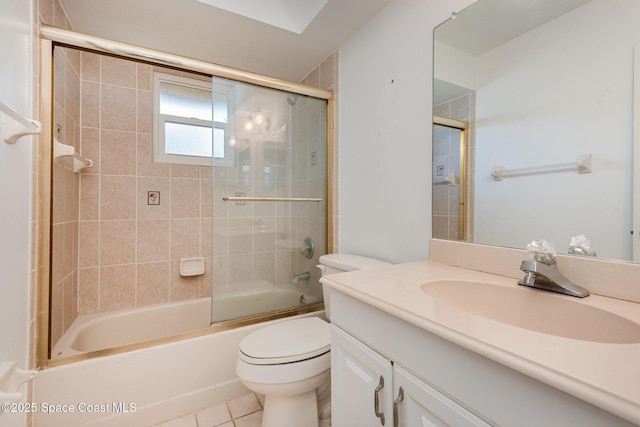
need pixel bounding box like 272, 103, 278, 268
433, 0, 592, 105
58, 0, 392, 82
435, 0, 591, 55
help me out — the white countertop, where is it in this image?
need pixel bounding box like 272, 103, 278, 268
321, 260, 640, 425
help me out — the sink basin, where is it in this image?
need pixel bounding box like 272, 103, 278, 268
421, 280, 640, 344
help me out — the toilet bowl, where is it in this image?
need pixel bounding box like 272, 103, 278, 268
235, 254, 391, 427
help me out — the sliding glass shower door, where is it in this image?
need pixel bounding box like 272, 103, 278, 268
210, 77, 328, 323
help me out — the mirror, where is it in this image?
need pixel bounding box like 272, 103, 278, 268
433, 0, 640, 263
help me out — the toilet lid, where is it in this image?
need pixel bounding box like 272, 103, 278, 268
239, 317, 330, 365
319, 253, 391, 271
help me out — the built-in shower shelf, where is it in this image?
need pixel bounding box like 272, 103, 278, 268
0, 361, 36, 403
0, 102, 42, 144
54, 139, 93, 173
434, 173, 459, 185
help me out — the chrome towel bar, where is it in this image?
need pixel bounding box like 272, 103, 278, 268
223, 196, 323, 202
491, 153, 592, 181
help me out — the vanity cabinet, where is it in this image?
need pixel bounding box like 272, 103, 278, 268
331, 325, 392, 426
328, 288, 637, 427
332, 324, 490, 426
393, 364, 491, 427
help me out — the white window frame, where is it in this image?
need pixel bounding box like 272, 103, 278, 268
152, 72, 235, 167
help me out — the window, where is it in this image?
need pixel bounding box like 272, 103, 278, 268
153, 72, 234, 166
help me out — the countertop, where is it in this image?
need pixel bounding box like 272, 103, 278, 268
321, 260, 640, 425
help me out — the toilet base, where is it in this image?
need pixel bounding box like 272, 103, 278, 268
239, 370, 329, 427
262, 390, 319, 427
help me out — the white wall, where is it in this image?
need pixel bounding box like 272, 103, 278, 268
338, 0, 475, 263
0, 0, 35, 426
434, 40, 476, 90
473, 0, 638, 260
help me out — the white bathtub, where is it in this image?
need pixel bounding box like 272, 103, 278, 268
36, 287, 325, 427
212, 283, 319, 322
53, 285, 320, 358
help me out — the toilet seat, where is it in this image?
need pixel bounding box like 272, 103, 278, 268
239, 317, 330, 365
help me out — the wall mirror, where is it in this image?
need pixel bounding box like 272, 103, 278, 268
433, 0, 640, 263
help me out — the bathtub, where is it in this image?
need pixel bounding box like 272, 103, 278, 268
212, 283, 319, 322
53, 285, 320, 358
36, 287, 325, 427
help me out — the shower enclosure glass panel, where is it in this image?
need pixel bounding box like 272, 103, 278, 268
47, 43, 329, 361
210, 77, 328, 323
49, 47, 219, 356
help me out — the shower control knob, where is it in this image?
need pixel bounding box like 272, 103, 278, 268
300, 236, 315, 259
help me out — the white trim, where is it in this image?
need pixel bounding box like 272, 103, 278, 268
634, 44, 640, 262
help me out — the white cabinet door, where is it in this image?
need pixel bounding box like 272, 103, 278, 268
331, 325, 393, 427
393, 365, 492, 427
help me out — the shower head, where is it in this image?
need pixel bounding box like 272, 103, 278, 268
286, 95, 298, 106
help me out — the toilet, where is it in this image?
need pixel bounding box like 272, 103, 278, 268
235, 253, 391, 427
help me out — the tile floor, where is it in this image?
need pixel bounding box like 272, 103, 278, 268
150, 393, 263, 427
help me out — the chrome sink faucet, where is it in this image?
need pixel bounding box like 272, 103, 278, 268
518, 240, 589, 298
518, 260, 589, 298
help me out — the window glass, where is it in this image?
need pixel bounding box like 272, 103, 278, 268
164, 121, 212, 157
159, 81, 212, 121
213, 127, 225, 158
153, 72, 233, 166
213, 92, 228, 123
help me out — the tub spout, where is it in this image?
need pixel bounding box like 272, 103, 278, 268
292, 272, 310, 283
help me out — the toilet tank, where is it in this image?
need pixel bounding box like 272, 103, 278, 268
317, 254, 391, 319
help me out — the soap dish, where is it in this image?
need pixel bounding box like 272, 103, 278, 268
180, 257, 205, 277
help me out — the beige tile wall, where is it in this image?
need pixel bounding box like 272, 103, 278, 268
76, 56, 214, 316
292, 51, 339, 288
301, 52, 339, 256
49, 44, 81, 346
75, 53, 339, 317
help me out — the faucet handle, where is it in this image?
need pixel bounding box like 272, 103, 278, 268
526, 239, 557, 265
299, 236, 315, 259
568, 234, 597, 257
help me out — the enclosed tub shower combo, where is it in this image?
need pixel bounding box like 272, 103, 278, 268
34, 25, 334, 426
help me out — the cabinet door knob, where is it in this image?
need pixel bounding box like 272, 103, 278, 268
374, 375, 386, 425
393, 387, 404, 427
